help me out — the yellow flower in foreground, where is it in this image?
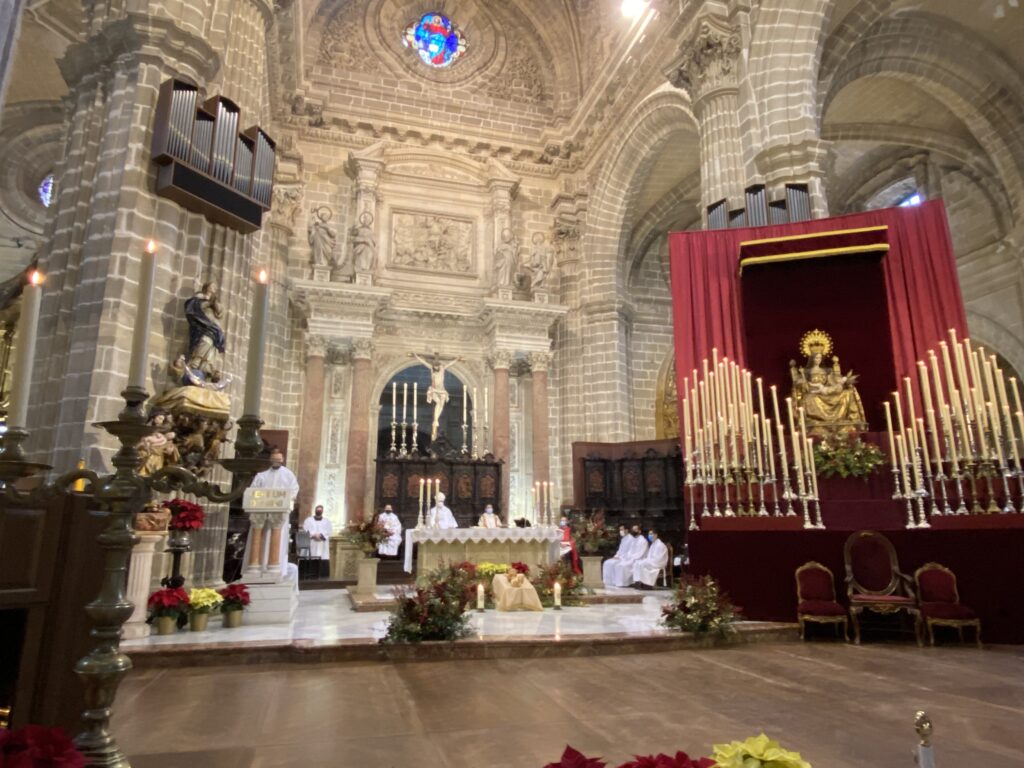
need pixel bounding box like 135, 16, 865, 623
711, 733, 811, 768
188, 587, 224, 613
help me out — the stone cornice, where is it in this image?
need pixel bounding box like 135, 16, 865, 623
290, 278, 392, 340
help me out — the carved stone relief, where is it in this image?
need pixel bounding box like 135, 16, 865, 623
326, 415, 343, 466
390, 211, 476, 275
318, 8, 385, 74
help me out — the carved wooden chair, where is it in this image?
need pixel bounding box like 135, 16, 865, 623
843, 531, 920, 645
657, 544, 674, 588
795, 561, 849, 642
914, 562, 982, 647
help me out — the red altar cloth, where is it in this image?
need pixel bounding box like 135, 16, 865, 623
668, 201, 967, 411
689, 527, 1024, 644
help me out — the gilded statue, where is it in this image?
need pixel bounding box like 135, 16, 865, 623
790, 329, 867, 436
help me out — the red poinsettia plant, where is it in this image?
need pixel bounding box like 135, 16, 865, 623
544, 747, 714, 768
218, 583, 251, 613
0, 724, 88, 768
146, 586, 190, 619
163, 499, 205, 531
510, 561, 530, 575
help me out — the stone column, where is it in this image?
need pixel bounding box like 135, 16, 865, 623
668, 16, 746, 216
754, 139, 833, 219
296, 335, 328, 522
529, 352, 553, 490
344, 338, 375, 522
244, 512, 269, 579
489, 349, 514, 519
123, 531, 166, 640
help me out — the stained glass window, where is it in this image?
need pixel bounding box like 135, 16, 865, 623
899, 192, 923, 207
38, 173, 55, 208
402, 13, 466, 68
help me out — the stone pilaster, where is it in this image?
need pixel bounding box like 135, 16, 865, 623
667, 16, 746, 215
488, 349, 514, 519
122, 531, 166, 640
528, 351, 552, 488
296, 335, 328, 521
344, 338, 375, 522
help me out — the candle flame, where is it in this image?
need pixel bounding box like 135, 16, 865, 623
145, 239, 158, 254
258, 269, 269, 284
29, 270, 44, 286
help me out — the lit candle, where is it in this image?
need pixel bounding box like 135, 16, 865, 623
402, 382, 408, 423
243, 268, 270, 417
392, 382, 397, 420
419, 478, 425, 517
127, 240, 158, 392
553, 580, 562, 608
883, 402, 898, 467
6, 270, 44, 429
413, 382, 418, 424
463, 386, 467, 423
477, 583, 485, 611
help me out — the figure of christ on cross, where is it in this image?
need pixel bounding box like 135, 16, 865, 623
409, 351, 464, 440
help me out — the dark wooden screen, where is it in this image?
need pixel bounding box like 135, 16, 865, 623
374, 457, 502, 532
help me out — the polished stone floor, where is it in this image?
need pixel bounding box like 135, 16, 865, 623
112, 642, 1023, 768
122, 588, 676, 649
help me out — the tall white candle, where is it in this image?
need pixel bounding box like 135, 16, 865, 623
392, 382, 397, 420
1010, 377, 1023, 416
553, 580, 562, 607
766, 418, 776, 478
7, 270, 44, 429
127, 240, 158, 392
463, 386, 467, 423
883, 401, 898, 467
242, 269, 269, 417
477, 583, 485, 611
413, 382, 418, 423
403, 382, 408, 422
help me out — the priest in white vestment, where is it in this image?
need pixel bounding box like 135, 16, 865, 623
376, 505, 403, 557
250, 448, 300, 578
477, 504, 502, 528
600, 525, 630, 586
427, 492, 458, 529
602, 526, 648, 587
302, 505, 333, 560
632, 530, 669, 588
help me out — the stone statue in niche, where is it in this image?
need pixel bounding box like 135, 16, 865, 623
494, 228, 518, 287
391, 212, 474, 275
351, 211, 378, 272
308, 205, 338, 269
522, 232, 553, 291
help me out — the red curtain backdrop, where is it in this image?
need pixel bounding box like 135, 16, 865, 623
669, 200, 968, 400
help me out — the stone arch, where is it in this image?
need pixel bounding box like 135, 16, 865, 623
626, 171, 701, 290
583, 86, 697, 304
822, 13, 1024, 224
966, 311, 1024, 388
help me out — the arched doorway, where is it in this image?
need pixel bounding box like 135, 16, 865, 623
376, 365, 475, 457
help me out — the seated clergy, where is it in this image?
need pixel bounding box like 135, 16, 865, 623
376, 504, 403, 558
427, 492, 458, 529
632, 530, 669, 589
602, 525, 648, 588
600, 524, 631, 585
477, 504, 503, 528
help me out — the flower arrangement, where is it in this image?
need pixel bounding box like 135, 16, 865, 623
661, 575, 740, 638
219, 583, 251, 613
812, 433, 884, 479
710, 734, 811, 768
163, 498, 205, 531
343, 519, 389, 555
570, 510, 617, 555
536, 560, 584, 606
0, 725, 88, 768
188, 588, 223, 614
545, 735, 810, 768
475, 561, 510, 579
146, 586, 190, 620
510, 561, 530, 575
380, 563, 474, 643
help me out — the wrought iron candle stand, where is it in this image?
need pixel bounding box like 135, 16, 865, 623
721, 466, 735, 517
399, 420, 409, 457
389, 416, 398, 455
912, 446, 931, 528
161, 528, 191, 588
460, 419, 469, 456
0, 385, 270, 768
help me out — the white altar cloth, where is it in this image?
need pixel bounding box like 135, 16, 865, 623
404, 526, 563, 573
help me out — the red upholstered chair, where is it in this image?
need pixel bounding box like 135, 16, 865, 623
843, 531, 920, 645
795, 561, 849, 642
914, 562, 982, 647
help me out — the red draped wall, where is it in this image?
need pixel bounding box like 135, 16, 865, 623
668, 200, 968, 396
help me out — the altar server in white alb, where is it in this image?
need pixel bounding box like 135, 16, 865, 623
602, 525, 648, 587
302, 505, 333, 560
632, 529, 669, 588
250, 448, 300, 576
376, 504, 403, 557
428, 491, 458, 529
477, 504, 503, 528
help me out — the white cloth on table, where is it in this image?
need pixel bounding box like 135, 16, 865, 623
377, 511, 403, 557
427, 504, 458, 529
602, 534, 649, 587
477, 512, 502, 529
633, 538, 668, 587
302, 516, 333, 559
249, 464, 299, 577
403, 526, 563, 573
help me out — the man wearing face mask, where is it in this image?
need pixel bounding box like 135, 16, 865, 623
250, 447, 300, 579
632, 529, 669, 589
477, 504, 503, 528
602, 525, 648, 587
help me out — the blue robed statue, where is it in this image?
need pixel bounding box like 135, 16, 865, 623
185, 281, 225, 378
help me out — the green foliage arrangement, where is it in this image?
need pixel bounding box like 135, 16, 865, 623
661, 575, 740, 638
812, 433, 884, 479
380, 562, 475, 644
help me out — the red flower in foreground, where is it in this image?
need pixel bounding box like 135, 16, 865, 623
147, 587, 189, 611
543, 746, 607, 768
617, 752, 714, 768
218, 583, 251, 607
511, 561, 530, 575
0, 725, 88, 768
164, 499, 205, 531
